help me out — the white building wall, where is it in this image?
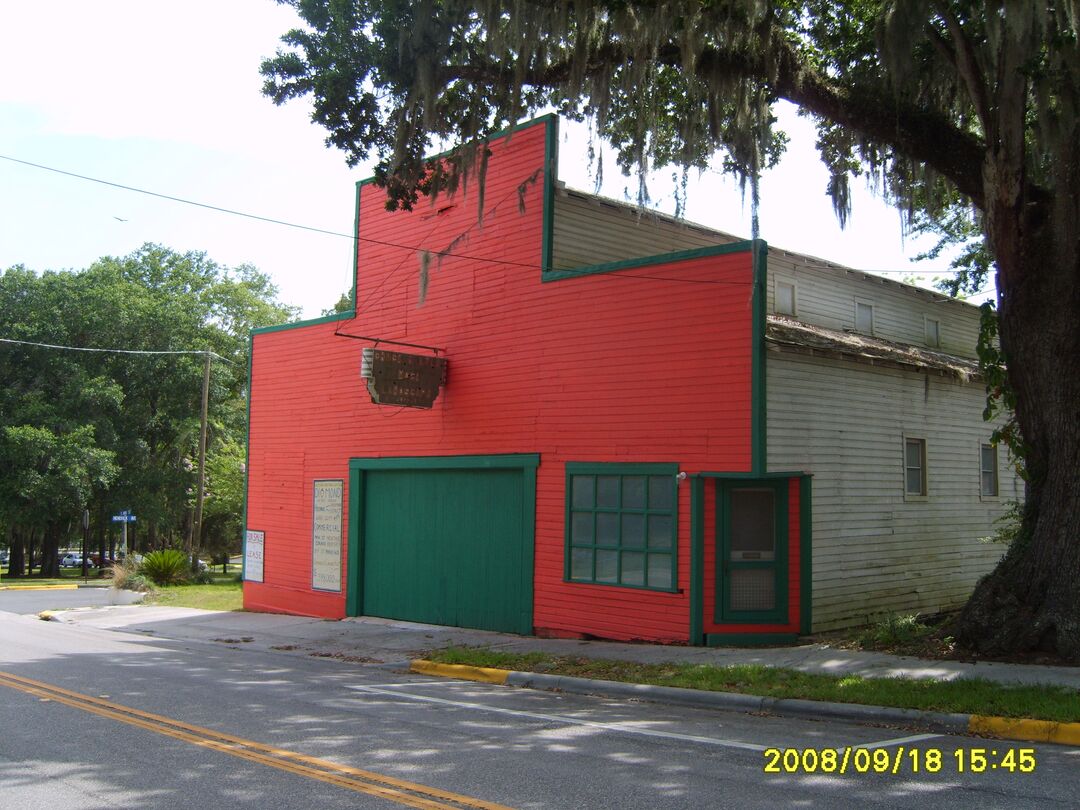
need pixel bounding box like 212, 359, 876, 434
766, 350, 1022, 632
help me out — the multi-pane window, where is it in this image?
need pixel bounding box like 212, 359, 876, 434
980, 443, 999, 497
855, 300, 875, 334
904, 438, 927, 496
566, 464, 677, 591
775, 280, 796, 316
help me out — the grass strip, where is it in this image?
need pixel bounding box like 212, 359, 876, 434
427, 646, 1080, 724
142, 579, 243, 612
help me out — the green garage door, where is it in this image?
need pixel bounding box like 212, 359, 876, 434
350, 456, 537, 635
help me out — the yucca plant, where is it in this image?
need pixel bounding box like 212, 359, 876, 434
139, 549, 190, 586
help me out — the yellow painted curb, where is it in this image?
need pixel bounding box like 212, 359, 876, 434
410, 659, 511, 685
969, 715, 1080, 746
0, 584, 78, 591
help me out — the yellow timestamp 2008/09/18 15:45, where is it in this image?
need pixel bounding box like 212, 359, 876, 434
763, 746, 1036, 775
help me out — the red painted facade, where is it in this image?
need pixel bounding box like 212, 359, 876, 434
245, 117, 807, 642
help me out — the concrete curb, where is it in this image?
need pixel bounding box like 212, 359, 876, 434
409, 660, 1080, 746
0, 584, 78, 591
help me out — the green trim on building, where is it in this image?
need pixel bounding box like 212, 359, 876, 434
348, 179, 361, 316
541, 116, 558, 276
250, 311, 354, 336
800, 474, 813, 635
350, 454, 540, 472
689, 475, 706, 645
751, 239, 769, 474
240, 335, 254, 583
705, 632, 798, 647
695, 471, 805, 480
563, 461, 680, 594
542, 241, 756, 283
346, 469, 362, 616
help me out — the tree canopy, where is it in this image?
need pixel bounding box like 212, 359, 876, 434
0, 245, 297, 575
263, 1, 1080, 660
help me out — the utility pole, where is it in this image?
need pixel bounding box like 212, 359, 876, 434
191, 350, 211, 571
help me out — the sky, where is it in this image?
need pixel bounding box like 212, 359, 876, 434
0, 1, 976, 321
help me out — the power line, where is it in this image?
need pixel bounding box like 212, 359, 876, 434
1, 152, 970, 295
0, 337, 238, 364
0, 154, 355, 241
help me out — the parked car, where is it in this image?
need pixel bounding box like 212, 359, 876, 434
60, 553, 84, 568
0, 549, 9, 566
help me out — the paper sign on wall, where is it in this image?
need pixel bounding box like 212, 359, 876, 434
244, 530, 265, 583
312, 479, 343, 592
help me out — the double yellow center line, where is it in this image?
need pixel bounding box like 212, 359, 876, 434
0, 670, 513, 810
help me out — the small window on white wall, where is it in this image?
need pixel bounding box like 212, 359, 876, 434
775, 280, 796, 315
925, 317, 941, 348
905, 437, 927, 496
855, 300, 875, 334
980, 444, 999, 497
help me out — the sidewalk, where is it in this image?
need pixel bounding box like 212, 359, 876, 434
46, 604, 1080, 689
40, 605, 1080, 745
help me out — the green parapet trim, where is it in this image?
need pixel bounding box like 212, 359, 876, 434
250, 311, 354, 336
542, 241, 756, 283
800, 474, 813, 636
350, 453, 540, 472
240, 334, 254, 584
689, 475, 706, 646
706, 633, 799, 647
346, 468, 364, 617
751, 239, 768, 474
348, 179, 361, 317
541, 116, 558, 278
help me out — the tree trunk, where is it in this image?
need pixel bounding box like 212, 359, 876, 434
954, 190, 1080, 661
39, 525, 61, 578
96, 503, 108, 575
6, 526, 25, 578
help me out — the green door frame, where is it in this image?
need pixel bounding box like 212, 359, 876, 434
715, 477, 789, 624
345, 454, 539, 629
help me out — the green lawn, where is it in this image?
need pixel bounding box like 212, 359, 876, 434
141, 577, 243, 611
427, 646, 1080, 724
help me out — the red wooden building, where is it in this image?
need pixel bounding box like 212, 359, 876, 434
243, 114, 813, 645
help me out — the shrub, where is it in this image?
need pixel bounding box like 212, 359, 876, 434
139, 549, 190, 586
109, 557, 154, 593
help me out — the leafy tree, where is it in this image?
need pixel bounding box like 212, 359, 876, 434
263, 1, 1080, 660
323, 288, 355, 316
200, 438, 247, 566
0, 245, 297, 574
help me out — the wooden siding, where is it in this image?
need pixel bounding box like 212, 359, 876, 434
766, 253, 981, 358
550, 187, 981, 358
550, 189, 739, 270
246, 120, 758, 642
765, 350, 1022, 632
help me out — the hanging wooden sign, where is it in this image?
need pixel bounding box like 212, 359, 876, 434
364, 349, 447, 408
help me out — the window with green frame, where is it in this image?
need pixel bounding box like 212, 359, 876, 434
565, 463, 678, 591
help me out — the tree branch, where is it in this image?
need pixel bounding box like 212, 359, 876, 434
441, 32, 990, 210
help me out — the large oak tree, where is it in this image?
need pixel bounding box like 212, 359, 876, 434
262, 1, 1080, 660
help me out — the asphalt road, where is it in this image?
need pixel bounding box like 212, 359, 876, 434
0, 611, 1076, 809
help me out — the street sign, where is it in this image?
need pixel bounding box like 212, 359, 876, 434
111, 513, 137, 523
